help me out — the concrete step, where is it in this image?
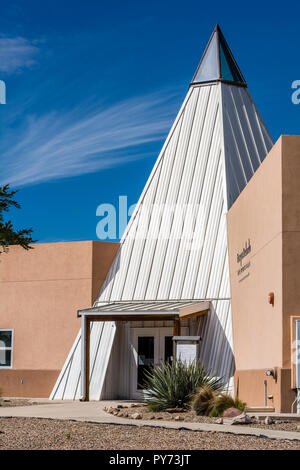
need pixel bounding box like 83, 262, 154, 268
246, 406, 275, 413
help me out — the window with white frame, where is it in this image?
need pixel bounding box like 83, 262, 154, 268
0, 330, 13, 368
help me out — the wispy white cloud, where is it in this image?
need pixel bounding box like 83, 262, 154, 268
0, 36, 39, 73
0, 89, 179, 187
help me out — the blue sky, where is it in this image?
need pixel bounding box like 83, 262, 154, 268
1, 0, 300, 243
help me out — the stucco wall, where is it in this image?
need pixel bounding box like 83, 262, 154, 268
227, 137, 283, 371
227, 135, 300, 411
282, 136, 300, 369
0, 240, 118, 397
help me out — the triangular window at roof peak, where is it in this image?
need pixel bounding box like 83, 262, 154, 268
191, 30, 219, 84
191, 24, 246, 87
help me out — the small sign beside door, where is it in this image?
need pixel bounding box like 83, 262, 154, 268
173, 336, 200, 365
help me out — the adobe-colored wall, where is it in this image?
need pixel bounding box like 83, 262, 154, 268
282, 136, 300, 369
227, 135, 300, 412
234, 368, 295, 413
227, 138, 283, 371
0, 240, 118, 397
91, 241, 119, 303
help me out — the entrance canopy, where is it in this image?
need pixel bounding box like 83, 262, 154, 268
78, 300, 210, 321
79, 300, 210, 401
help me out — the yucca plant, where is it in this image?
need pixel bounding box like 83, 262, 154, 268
142, 359, 224, 411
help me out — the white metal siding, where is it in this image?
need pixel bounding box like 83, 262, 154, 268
221, 83, 273, 209
51, 322, 116, 400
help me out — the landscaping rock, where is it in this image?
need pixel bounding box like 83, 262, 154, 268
223, 407, 243, 418
216, 418, 223, 425
230, 413, 252, 425
130, 404, 141, 408
108, 407, 119, 414
165, 408, 185, 413
131, 413, 142, 420
264, 416, 273, 425
249, 416, 259, 424
174, 416, 184, 421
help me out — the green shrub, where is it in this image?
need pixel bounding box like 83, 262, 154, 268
209, 394, 247, 417
191, 384, 218, 416
191, 386, 247, 417
142, 359, 224, 411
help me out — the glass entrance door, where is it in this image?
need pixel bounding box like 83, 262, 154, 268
137, 335, 155, 390
131, 329, 159, 398
130, 327, 188, 399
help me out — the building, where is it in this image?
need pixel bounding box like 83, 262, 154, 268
3, 26, 296, 412
51, 25, 274, 402
228, 135, 300, 412
0, 241, 118, 397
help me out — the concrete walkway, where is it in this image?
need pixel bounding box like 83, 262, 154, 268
1, 399, 300, 442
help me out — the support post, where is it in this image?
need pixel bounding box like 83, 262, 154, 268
173, 319, 181, 360
81, 315, 90, 401
173, 318, 181, 336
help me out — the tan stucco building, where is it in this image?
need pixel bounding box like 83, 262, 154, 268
227, 135, 300, 412
0, 241, 118, 397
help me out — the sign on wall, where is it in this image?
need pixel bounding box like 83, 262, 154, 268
236, 239, 251, 282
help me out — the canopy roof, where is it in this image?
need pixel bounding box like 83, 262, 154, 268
78, 300, 210, 321
191, 24, 246, 86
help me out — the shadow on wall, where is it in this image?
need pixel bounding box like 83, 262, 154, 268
198, 301, 235, 388
95, 245, 121, 301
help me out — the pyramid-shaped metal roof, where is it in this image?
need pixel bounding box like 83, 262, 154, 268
191, 24, 246, 86
51, 26, 273, 401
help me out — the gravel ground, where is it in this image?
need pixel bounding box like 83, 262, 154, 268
0, 417, 299, 450
248, 420, 300, 433
108, 405, 300, 433
0, 398, 39, 408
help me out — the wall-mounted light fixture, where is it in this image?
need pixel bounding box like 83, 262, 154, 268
266, 369, 277, 381
268, 292, 274, 306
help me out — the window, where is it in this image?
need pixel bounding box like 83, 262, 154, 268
0, 330, 13, 368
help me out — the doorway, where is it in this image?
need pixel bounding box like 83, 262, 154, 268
130, 327, 188, 399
